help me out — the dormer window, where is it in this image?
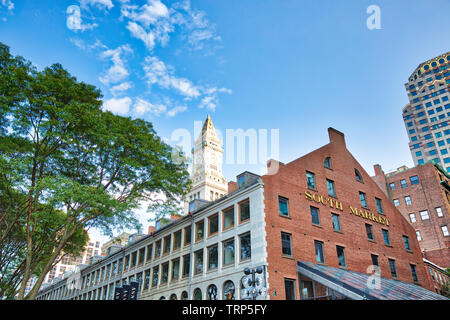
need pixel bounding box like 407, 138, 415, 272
238, 175, 246, 188
355, 169, 363, 183
324, 157, 332, 169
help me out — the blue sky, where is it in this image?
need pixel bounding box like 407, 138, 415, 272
1, 0, 450, 241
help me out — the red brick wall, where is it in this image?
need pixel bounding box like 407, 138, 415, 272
381, 163, 450, 268
263, 128, 434, 300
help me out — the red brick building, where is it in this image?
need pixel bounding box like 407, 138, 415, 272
263, 128, 435, 300
372, 162, 450, 268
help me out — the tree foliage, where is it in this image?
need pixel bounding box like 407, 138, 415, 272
0, 42, 190, 299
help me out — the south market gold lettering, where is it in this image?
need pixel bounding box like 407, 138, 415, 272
305, 191, 390, 226
305, 191, 344, 211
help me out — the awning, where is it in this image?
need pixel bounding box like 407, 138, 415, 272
297, 261, 448, 300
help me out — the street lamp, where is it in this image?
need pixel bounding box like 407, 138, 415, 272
240, 267, 267, 300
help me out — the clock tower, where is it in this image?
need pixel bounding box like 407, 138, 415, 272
185, 115, 228, 212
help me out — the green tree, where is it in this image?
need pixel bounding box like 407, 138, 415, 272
0, 43, 190, 299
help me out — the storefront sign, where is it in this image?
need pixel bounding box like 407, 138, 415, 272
305, 191, 390, 226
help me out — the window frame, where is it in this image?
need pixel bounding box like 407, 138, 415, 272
208, 213, 219, 237
239, 199, 250, 224
281, 232, 293, 257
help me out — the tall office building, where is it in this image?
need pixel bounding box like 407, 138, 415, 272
403, 52, 450, 170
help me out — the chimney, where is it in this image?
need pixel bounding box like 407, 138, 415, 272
228, 181, 238, 193
328, 128, 346, 149
148, 226, 155, 235
373, 164, 384, 177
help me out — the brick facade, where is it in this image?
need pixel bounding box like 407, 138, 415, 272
263, 128, 434, 300
373, 163, 450, 268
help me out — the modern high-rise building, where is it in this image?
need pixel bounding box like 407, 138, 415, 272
403, 52, 450, 170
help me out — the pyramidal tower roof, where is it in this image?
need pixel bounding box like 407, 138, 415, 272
201, 114, 216, 136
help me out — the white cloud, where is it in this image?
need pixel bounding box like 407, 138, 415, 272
198, 87, 232, 111
103, 97, 132, 115
126, 21, 156, 50
134, 98, 167, 116
121, 0, 169, 28
143, 56, 200, 98
79, 0, 114, 11
99, 44, 133, 85
1, 0, 14, 11
167, 105, 187, 117
110, 82, 133, 96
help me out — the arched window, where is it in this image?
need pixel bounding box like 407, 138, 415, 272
223, 280, 235, 300
159, 296, 166, 300
170, 294, 177, 300
193, 288, 202, 300
207, 284, 218, 300
324, 157, 332, 169
355, 169, 363, 182
181, 291, 188, 300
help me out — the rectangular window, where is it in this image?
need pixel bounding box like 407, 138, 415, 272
420, 210, 430, 220
410, 176, 419, 185
405, 196, 412, 206
155, 241, 161, 258
208, 214, 219, 236
371, 254, 379, 267
161, 263, 169, 284
239, 200, 250, 223
240, 233, 251, 261
314, 240, 325, 264
182, 254, 190, 278
138, 248, 145, 265
401, 179, 407, 188
359, 192, 368, 208
393, 199, 400, 207
442, 225, 449, 237
382, 229, 390, 246
223, 238, 235, 266
336, 246, 346, 267
184, 226, 191, 245
332, 214, 341, 232
306, 171, 316, 189
366, 224, 374, 241
281, 232, 292, 256
207, 245, 218, 270
284, 279, 296, 300
327, 179, 336, 197
375, 198, 383, 214
389, 183, 395, 190
279, 196, 289, 217
223, 207, 234, 230
310, 206, 320, 226
195, 220, 204, 242
173, 231, 182, 250
403, 235, 411, 251
409, 213, 416, 223
410, 264, 418, 283
143, 269, 150, 290
388, 259, 397, 278
171, 259, 180, 282
163, 235, 171, 254
416, 230, 422, 241
436, 207, 443, 217
151, 266, 159, 287
194, 249, 204, 275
